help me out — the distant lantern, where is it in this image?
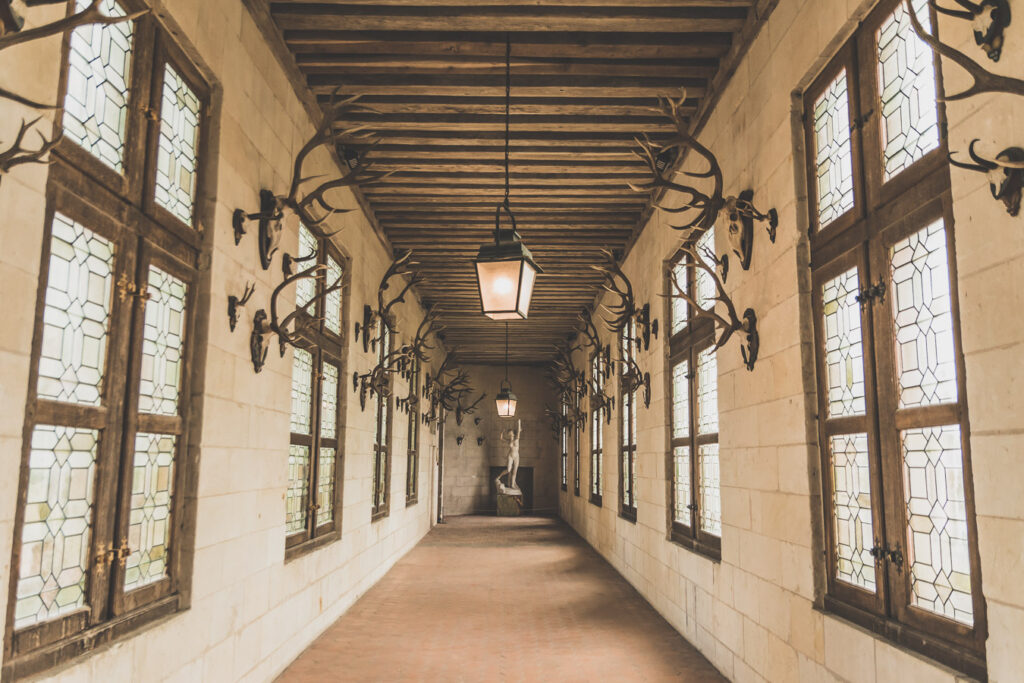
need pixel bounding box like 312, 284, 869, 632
494, 322, 518, 417
494, 381, 518, 417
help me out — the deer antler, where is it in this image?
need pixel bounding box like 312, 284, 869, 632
591, 249, 636, 334
284, 90, 395, 227
409, 305, 443, 363
269, 263, 343, 355
0, 117, 61, 183
629, 90, 725, 231
907, 0, 1024, 99
378, 250, 425, 331
0, 0, 147, 51
668, 240, 759, 370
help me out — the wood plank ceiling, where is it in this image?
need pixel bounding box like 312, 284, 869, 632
266, 0, 765, 364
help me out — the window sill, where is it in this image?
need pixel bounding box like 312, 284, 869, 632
285, 530, 340, 562
822, 596, 985, 680
668, 529, 721, 562
3, 594, 181, 681
619, 509, 637, 523
560, 484, 568, 492
589, 494, 602, 507
371, 507, 389, 522
406, 495, 418, 507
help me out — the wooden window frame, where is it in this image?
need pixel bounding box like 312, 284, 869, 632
3, 4, 214, 678
588, 350, 605, 507
804, 1, 985, 676
664, 248, 721, 560
405, 356, 420, 506
618, 322, 638, 522
371, 324, 394, 521
560, 401, 568, 492
573, 397, 581, 497
284, 232, 349, 560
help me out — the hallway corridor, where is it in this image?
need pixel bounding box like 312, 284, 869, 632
278, 517, 724, 682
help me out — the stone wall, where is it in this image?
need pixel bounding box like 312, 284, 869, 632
559, 0, 1024, 681
441, 365, 560, 517
0, 0, 440, 680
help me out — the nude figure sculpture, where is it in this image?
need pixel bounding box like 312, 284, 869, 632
496, 419, 522, 495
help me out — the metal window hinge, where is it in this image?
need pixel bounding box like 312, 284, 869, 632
851, 108, 874, 132
869, 540, 904, 573
139, 104, 160, 122
116, 273, 152, 303
855, 280, 887, 307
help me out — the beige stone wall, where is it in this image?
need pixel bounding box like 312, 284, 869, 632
442, 365, 560, 517
0, 0, 440, 679
559, 0, 1024, 681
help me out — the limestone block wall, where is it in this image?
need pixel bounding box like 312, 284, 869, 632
559, 0, 1024, 681
442, 365, 560, 517
0, 0, 440, 680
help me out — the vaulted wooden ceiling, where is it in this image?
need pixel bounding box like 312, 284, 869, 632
265, 0, 772, 363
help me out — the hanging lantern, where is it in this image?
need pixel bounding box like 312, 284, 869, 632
475, 217, 542, 321
473, 34, 542, 321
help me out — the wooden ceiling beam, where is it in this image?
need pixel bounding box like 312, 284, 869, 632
270, 5, 747, 33
273, 0, 753, 7
307, 74, 706, 97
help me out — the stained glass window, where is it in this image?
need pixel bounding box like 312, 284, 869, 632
813, 70, 855, 227
673, 446, 691, 526
138, 266, 187, 416
290, 348, 313, 435
670, 258, 688, 334
902, 424, 972, 625
296, 225, 317, 309
672, 361, 689, 440
877, 0, 939, 181
317, 447, 336, 527
37, 214, 115, 406
696, 228, 716, 310
124, 432, 175, 591
830, 432, 876, 590
63, 0, 134, 172
286, 445, 309, 534
321, 361, 339, 439
805, 1, 981, 665
324, 255, 343, 335
14, 425, 98, 629
890, 220, 958, 408
155, 64, 201, 225
822, 267, 867, 417
590, 353, 604, 499
696, 347, 718, 435
699, 444, 720, 535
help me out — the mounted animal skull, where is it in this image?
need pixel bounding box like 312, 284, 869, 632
932, 0, 1011, 61
949, 140, 1024, 216
355, 250, 425, 353
908, 1, 1024, 99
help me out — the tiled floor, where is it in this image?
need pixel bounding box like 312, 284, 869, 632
277, 516, 724, 682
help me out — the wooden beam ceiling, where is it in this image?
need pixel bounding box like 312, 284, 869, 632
266, 0, 766, 364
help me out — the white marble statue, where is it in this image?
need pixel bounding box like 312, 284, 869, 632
495, 419, 522, 495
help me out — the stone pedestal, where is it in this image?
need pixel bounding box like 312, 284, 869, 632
496, 493, 523, 517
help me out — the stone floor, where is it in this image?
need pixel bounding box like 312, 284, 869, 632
277, 516, 724, 682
